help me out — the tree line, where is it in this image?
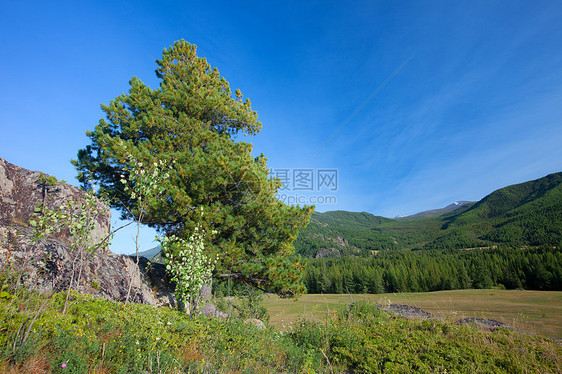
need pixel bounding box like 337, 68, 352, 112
303, 247, 562, 294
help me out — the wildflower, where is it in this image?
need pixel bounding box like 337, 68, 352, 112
62, 363, 67, 368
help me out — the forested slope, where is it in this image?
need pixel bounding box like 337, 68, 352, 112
294, 172, 562, 257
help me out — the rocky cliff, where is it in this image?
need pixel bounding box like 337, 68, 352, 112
0, 157, 110, 247
0, 157, 173, 307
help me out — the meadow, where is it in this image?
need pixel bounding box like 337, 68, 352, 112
263, 289, 562, 339
2, 288, 561, 372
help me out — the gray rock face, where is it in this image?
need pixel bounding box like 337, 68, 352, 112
0, 157, 174, 307
0, 157, 110, 248
455, 317, 519, 333
376, 303, 442, 321
244, 318, 266, 330
315, 248, 341, 258
0, 225, 174, 306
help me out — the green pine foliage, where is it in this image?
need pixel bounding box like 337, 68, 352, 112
303, 247, 562, 294
73, 40, 312, 297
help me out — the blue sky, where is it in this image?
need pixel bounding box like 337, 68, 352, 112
1, 1, 561, 254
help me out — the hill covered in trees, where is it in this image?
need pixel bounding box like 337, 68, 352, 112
293, 211, 398, 257
294, 172, 562, 257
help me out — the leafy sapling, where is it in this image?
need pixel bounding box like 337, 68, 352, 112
119, 155, 171, 306
29, 190, 107, 314
159, 212, 218, 315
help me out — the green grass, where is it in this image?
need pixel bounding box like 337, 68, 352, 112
0, 290, 295, 373
263, 289, 562, 339
1, 288, 561, 373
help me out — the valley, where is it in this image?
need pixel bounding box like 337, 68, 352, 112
262, 289, 562, 339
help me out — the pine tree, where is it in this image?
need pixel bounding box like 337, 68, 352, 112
73, 40, 312, 297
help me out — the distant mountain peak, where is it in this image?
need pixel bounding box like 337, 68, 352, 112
394, 201, 474, 221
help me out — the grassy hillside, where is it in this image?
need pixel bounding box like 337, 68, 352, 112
457, 172, 562, 220
308, 210, 393, 228
445, 172, 562, 247
294, 172, 562, 256
1, 289, 560, 373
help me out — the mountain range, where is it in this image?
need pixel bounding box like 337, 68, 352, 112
294, 172, 562, 257
136, 172, 562, 260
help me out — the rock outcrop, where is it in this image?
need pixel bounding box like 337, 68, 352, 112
376, 303, 442, 321
455, 317, 520, 333
0, 157, 110, 247
315, 248, 341, 258
0, 157, 173, 307
244, 318, 266, 330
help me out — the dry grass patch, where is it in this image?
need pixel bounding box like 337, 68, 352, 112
263, 290, 562, 339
